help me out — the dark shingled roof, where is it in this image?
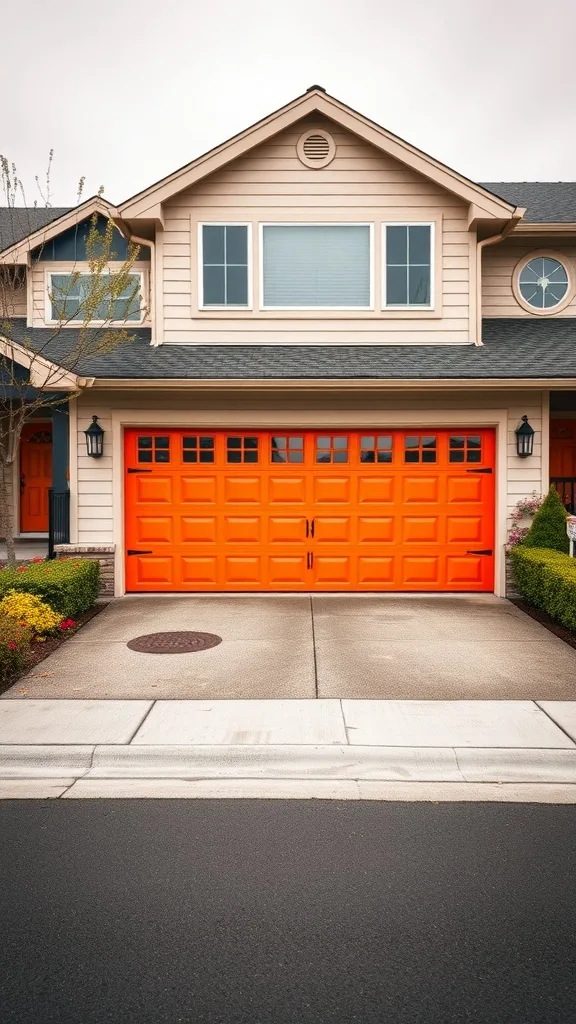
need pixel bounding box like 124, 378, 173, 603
0, 207, 71, 252
480, 183, 576, 223
4, 318, 576, 381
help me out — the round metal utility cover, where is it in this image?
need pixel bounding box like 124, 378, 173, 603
126, 631, 222, 654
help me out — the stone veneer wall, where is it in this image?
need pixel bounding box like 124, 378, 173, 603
505, 551, 519, 599
54, 544, 115, 597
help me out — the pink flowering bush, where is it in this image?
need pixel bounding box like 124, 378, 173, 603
508, 492, 545, 547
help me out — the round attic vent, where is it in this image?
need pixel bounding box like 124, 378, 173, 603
297, 129, 336, 169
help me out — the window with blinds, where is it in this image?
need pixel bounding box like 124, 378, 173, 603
261, 224, 372, 308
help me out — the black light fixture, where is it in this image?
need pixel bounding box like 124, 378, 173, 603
84, 416, 104, 458
515, 415, 535, 458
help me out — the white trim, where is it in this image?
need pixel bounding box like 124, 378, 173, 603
197, 222, 253, 310
44, 267, 147, 327
541, 390, 550, 491
258, 222, 375, 311
512, 250, 576, 316
382, 221, 435, 310
110, 407, 509, 598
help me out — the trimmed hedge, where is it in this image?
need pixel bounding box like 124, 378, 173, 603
0, 612, 31, 683
523, 486, 569, 554
510, 546, 576, 630
0, 559, 100, 618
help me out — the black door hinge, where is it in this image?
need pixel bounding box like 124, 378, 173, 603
466, 467, 492, 474
127, 549, 153, 555
466, 549, 493, 556
127, 468, 152, 474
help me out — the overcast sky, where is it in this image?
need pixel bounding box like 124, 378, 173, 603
4, 0, 576, 206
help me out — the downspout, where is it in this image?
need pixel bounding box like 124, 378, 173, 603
475, 207, 525, 346
113, 220, 156, 345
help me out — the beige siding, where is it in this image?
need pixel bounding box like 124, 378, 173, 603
161, 117, 472, 345
75, 389, 544, 561
483, 239, 576, 317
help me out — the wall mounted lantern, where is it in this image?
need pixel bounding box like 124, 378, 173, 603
515, 415, 535, 458
84, 416, 104, 458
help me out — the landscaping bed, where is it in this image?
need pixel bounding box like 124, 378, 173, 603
0, 557, 102, 696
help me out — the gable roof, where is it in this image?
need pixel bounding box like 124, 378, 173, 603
7, 318, 576, 382
480, 183, 576, 223
119, 86, 520, 222
0, 207, 71, 252
0, 196, 118, 261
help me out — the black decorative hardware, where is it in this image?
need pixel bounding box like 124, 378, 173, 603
466, 467, 492, 474
127, 468, 152, 474
127, 549, 153, 555
466, 549, 493, 556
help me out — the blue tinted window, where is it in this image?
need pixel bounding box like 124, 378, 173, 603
385, 225, 431, 307
202, 225, 249, 307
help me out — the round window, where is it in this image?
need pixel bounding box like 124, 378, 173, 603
518, 256, 569, 310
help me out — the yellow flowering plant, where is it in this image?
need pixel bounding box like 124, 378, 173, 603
0, 591, 62, 636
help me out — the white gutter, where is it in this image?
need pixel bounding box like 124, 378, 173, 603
475, 208, 525, 346
89, 376, 576, 391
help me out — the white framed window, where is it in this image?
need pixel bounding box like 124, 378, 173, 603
260, 223, 373, 310
46, 270, 145, 324
382, 223, 434, 309
198, 223, 252, 309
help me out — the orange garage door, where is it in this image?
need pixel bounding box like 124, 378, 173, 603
124, 428, 495, 592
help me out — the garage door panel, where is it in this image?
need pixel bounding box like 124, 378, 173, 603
180, 475, 217, 504
403, 556, 440, 585
358, 556, 395, 584
313, 516, 352, 544
125, 428, 495, 593
357, 476, 395, 504
446, 555, 484, 586
181, 555, 219, 585
268, 475, 307, 504
223, 476, 261, 504
268, 516, 307, 544
402, 476, 439, 503
135, 517, 174, 544
402, 516, 440, 544
358, 517, 395, 544
223, 516, 261, 544
313, 476, 351, 504
446, 516, 483, 544
268, 555, 308, 586
180, 516, 217, 544
136, 475, 173, 503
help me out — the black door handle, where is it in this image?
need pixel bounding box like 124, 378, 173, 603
305, 519, 309, 537
310, 519, 315, 537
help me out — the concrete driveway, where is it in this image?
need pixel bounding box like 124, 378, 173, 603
3, 594, 576, 701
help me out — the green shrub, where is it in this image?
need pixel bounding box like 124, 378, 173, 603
510, 546, 576, 629
523, 486, 569, 553
0, 559, 100, 618
0, 612, 31, 683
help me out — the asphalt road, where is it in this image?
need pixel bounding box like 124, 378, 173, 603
1, 800, 575, 1024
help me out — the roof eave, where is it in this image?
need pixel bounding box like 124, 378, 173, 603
0, 196, 119, 263
89, 375, 576, 390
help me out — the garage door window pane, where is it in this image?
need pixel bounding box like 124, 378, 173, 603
227, 436, 259, 463
360, 435, 393, 463
404, 435, 436, 463
316, 435, 348, 463
450, 434, 483, 464
183, 436, 215, 463
271, 435, 304, 463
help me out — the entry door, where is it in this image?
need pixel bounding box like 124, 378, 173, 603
20, 425, 52, 532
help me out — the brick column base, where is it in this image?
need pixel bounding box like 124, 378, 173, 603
505, 550, 519, 599
54, 544, 115, 597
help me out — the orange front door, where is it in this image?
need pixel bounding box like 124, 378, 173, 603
20, 424, 52, 533
124, 428, 495, 593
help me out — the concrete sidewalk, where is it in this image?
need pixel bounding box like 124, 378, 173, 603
1, 697, 576, 800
